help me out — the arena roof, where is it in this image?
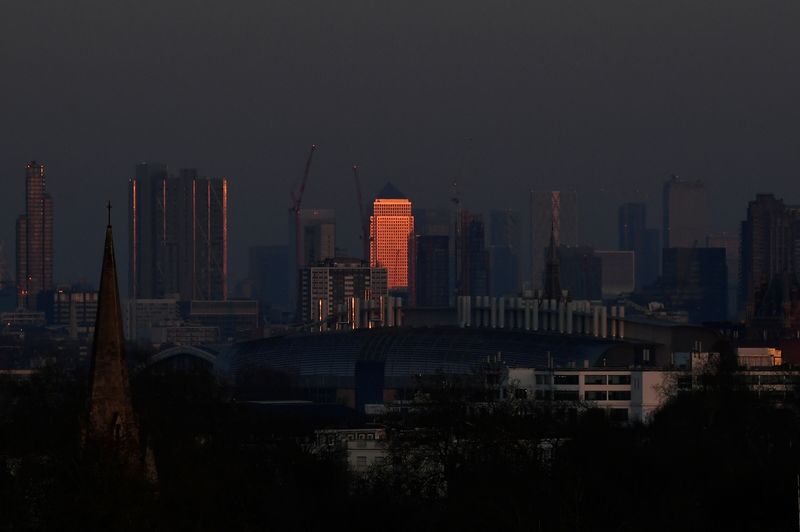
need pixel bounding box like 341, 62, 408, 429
216, 326, 642, 388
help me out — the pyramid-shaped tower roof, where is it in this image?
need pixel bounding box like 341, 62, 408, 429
376, 182, 407, 200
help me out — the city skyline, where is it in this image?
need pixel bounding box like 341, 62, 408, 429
4, 1, 800, 285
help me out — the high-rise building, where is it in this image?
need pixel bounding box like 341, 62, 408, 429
707, 232, 740, 319
740, 194, 798, 319
297, 258, 388, 325
489, 209, 520, 296
370, 183, 414, 291
662, 175, 706, 248
128, 162, 169, 299
415, 235, 450, 307
128, 163, 228, 301
559, 246, 602, 300
529, 190, 577, 290
16, 161, 54, 310
169, 169, 228, 301
618, 202, 660, 289
288, 208, 336, 308
660, 247, 728, 324
595, 250, 635, 299
459, 212, 490, 297
248, 245, 290, 311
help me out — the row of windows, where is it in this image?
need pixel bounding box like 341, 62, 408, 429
535, 390, 632, 401
536, 374, 632, 386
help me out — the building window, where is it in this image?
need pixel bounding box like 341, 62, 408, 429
535, 374, 550, 385
585, 391, 607, 401
554, 390, 580, 401
607, 375, 631, 385
584, 374, 607, 385
608, 391, 631, 401
356, 456, 367, 469
553, 375, 579, 385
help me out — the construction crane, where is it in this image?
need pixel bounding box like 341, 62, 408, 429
289, 144, 318, 267
352, 164, 370, 262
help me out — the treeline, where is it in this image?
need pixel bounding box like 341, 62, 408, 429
2, 363, 800, 531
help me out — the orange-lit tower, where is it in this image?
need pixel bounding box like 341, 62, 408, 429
16, 161, 54, 310
370, 183, 414, 291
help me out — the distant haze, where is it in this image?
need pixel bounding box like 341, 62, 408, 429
2, 0, 799, 286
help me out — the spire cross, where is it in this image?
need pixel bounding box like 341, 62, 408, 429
107, 201, 112, 226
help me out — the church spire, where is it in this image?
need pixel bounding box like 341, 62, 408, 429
86, 204, 150, 477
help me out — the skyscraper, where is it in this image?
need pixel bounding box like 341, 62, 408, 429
529, 190, 577, 291
128, 162, 169, 299
489, 209, 520, 296
660, 247, 728, 323
740, 194, 797, 318
16, 161, 54, 309
459, 212, 490, 297
128, 163, 228, 300
415, 235, 450, 307
707, 232, 740, 319
169, 169, 228, 300
618, 202, 660, 289
287, 208, 336, 308
370, 183, 414, 291
662, 175, 707, 248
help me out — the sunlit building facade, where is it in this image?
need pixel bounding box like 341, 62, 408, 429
370, 184, 414, 291
128, 163, 228, 301
16, 161, 54, 310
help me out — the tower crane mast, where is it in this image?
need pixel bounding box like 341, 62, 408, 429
289, 144, 318, 267
352, 165, 370, 263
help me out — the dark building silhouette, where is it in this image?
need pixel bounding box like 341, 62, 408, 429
248, 245, 289, 311
459, 212, 489, 297
86, 211, 153, 479
739, 194, 798, 319
489, 209, 520, 296
543, 221, 561, 300
662, 175, 707, 248
16, 161, 54, 310
659, 247, 727, 323
415, 235, 450, 307
618, 202, 659, 289
559, 246, 602, 300
707, 232, 740, 319
128, 163, 227, 300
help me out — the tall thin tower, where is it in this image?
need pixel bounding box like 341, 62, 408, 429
16, 161, 54, 309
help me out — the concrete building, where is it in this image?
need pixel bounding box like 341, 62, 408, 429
39, 288, 99, 338
740, 194, 798, 320
124, 298, 181, 343
182, 299, 259, 342
16, 161, 54, 310
662, 175, 706, 248
370, 183, 414, 291
297, 258, 388, 327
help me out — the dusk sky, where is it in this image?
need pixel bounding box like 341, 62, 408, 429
2, 0, 800, 285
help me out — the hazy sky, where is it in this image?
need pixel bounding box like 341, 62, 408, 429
2, 0, 800, 285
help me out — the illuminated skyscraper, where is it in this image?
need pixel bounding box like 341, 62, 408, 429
370, 183, 414, 291
16, 161, 54, 309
